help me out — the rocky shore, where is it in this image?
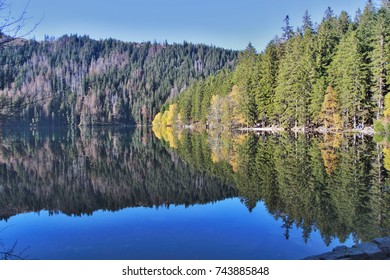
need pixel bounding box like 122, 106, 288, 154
304, 237, 390, 260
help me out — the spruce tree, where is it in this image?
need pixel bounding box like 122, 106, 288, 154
256, 41, 279, 126
330, 31, 368, 128
371, 8, 390, 119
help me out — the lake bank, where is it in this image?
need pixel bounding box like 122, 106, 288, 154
236, 126, 375, 134
304, 237, 390, 260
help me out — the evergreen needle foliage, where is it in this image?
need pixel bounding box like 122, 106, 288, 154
156, 1, 390, 131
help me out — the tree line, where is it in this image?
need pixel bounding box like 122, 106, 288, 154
0, 35, 237, 125
154, 1, 390, 131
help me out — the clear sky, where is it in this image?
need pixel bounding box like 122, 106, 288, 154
8, 0, 375, 51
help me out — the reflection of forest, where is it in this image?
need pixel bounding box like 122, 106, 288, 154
154, 126, 390, 243
0, 127, 237, 220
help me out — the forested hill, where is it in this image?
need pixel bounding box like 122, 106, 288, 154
154, 2, 390, 131
0, 35, 237, 125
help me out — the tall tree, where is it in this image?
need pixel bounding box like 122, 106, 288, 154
282, 15, 294, 41
256, 40, 279, 126
275, 29, 316, 128
330, 31, 368, 128
302, 10, 314, 33
371, 7, 390, 119
233, 43, 259, 126
274, 36, 301, 127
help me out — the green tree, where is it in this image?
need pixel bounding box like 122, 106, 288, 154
274, 36, 301, 127
233, 43, 259, 126
256, 40, 279, 126
282, 15, 294, 41
371, 7, 390, 120
330, 31, 368, 128
275, 30, 315, 128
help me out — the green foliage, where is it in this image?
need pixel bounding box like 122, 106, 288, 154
256, 41, 279, 126
371, 7, 390, 120
329, 30, 368, 128
374, 120, 386, 133
156, 4, 389, 131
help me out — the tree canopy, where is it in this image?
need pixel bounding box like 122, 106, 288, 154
155, 2, 390, 131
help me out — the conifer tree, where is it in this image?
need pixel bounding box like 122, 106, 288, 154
256, 41, 279, 127
371, 8, 390, 119
282, 15, 294, 41
330, 31, 368, 128
233, 43, 259, 126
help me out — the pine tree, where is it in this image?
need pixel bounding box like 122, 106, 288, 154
256, 41, 279, 126
330, 31, 368, 128
233, 43, 259, 126
371, 8, 390, 120
282, 15, 294, 41
275, 30, 315, 128
274, 36, 301, 127
302, 10, 314, 33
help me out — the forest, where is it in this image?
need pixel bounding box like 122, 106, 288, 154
0, 35, 237, 125
153, 1, 390, 131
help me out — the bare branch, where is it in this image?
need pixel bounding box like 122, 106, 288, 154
1, 227, 29, 260
0, 240, 29, 260
0, 0, 42, 47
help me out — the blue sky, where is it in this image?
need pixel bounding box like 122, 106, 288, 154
9, 0, 373, 51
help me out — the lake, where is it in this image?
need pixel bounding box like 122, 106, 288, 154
0, 127, 389, 260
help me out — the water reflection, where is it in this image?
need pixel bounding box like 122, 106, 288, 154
153, 126, 390, 244
1, 125, 390, 258
0, 127, 237, 220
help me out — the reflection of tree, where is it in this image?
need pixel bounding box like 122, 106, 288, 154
155, 129, 390, 244
0, 127, 237, 220
319, 133, 342, 175
0, 227, 29, 260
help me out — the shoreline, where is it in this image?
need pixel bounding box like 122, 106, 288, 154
304, 237, 390, 260
236, 126, 375, 134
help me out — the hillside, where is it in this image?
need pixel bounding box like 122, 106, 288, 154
0, 35, 237, 125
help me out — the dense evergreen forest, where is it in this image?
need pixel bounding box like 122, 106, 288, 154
154, 127, 390, 244
0, 35, 237, 125
0, 127, 236, 220
154, 1, 390, 131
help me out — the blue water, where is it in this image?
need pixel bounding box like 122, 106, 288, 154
0, 198, 352, 260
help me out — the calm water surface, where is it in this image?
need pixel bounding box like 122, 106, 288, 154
0, 127, 389, 259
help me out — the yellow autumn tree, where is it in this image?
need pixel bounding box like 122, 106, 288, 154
152, 112, 162, 126
229, 85, 246, 127
383, 94, 390, 120
320, 85, 342, 131
208, 95, 224, 128
383, 145, 390, 171
165, 104, 178, 127
319, 133, 342, 175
